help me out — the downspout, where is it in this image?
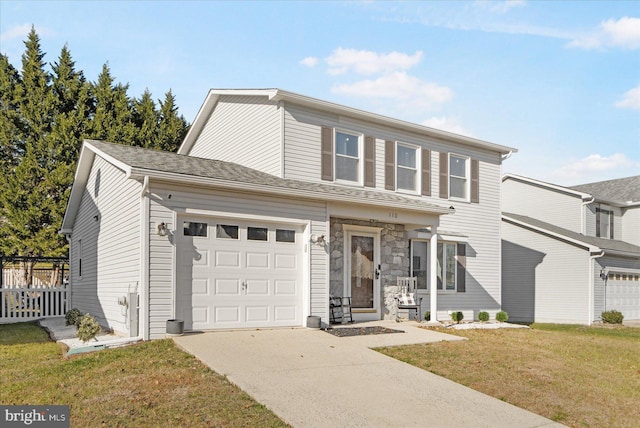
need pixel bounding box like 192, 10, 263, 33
581, 197, 595, 235
138, 176, 150, 340
589, 250, 605, 325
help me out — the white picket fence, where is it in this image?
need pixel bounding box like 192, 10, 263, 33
0, 283, 69, 321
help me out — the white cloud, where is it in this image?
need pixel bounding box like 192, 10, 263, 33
615, 85, 640, 110
326, 48, 423, 76
568, 17, 640, 50
0, 24, 32, 43
299, 56, 319, 67
475, 0, 527, 14
331, 72, 453, 109
422, 116, 472, 136
551, 153, 640, 182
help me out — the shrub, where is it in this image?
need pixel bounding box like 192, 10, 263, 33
450, 311, 464, 323
65, 308, 82, 327
424, 311, 430, 321
478, 311, 490, 322
601, 310, 624, 324
77, 314, 102, 342
496, 310, 509, 322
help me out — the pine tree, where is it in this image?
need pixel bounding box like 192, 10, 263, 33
90, 63, 136, 144
133, 89, 158, 148
156, 90, 189, 152
0, 54, 23, 170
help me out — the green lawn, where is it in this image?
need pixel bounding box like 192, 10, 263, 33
0, 322, 287, 427
378, 323, 640, 428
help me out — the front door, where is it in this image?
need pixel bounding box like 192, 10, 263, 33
344, 227, 380, 321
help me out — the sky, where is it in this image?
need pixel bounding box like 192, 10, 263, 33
1, 0, 639, 186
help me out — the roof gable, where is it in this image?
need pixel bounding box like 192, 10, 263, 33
570, 175, 640, 205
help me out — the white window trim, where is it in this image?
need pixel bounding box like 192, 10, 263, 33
396, 141, 421, 195
439, 241, 457, 293
334, 128, 364, 186
449, 153, 470, 202
410, 239, 459, 294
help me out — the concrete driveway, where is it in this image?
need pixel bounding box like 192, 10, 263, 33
173, 321, 561, 427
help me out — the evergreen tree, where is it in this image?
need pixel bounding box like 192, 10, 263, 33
133, 89, 158, 148
0, 54, 23, 170
156, 90, 189, 152
90, 63, 136, 144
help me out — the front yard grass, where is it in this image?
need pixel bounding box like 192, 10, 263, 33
378, 323, 640, 428
0, 322, 287, 427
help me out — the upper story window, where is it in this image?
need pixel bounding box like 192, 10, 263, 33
596, 207, 613, 239
396, 143, 419, 193
449, 155, 468, 200
335, 131, 361, 183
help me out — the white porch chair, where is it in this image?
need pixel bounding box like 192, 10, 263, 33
396, 276, 422, 321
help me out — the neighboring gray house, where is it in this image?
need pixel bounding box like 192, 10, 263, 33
61, 89, 516, 339
502, 174, 640, 324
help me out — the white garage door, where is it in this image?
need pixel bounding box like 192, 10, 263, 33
606, 272, 640, 320
176, 217, 304, 330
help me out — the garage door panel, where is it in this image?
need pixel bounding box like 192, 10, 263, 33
245, 306, 269, 322
215, 279, 240, 295
275, 254, 296, 269
246, 252, 269, 268
275, 280, 296, 295
216, 251, 240, 267
215, 306, 241, 323
274, 306, 297, 322
192, 306, 209, 324
192, 278, 209, 295
607, 274, 640, 320
246, 279, 269, 295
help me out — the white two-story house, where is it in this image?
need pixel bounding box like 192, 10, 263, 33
502, 174, 640, 324
61, 89, 516, 339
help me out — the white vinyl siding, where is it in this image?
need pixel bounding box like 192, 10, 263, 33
147, 182, 328, 339
188, 95, 282, 176
621, 207, 640, 246
502, 178, 583, 233
502, 220, 591, 324
70, 155, 141, 335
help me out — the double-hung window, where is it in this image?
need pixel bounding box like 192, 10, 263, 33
335, 131, 361, 183
596, 207, 613, 239
449, 154, 468, 200
396, 143, 419, 192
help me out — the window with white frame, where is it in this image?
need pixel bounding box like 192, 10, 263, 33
335, 131, 361, 182
596, 208, 613, 239
449, 154, 468, 200
437, 242, 456, 291
396, 143, 418, 192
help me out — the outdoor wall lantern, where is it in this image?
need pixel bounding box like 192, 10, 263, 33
157, 222, 168, 236
310, 234, 326, 246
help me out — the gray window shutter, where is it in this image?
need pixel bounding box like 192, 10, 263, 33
439, 152, 448, 199
470, 159, 479, 203
421, 149, 431, 196
595, 208, 601, 237
321, 126, 333, 181
385, 140, 395, 190
364, 136, 376, 187
456, 243, 466, 293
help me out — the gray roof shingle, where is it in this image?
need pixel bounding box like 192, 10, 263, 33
569, 176, 640, 204
86, 140, 451, 214
503, 212, 640, 256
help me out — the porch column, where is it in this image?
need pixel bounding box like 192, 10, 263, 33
429, 225, 438, 321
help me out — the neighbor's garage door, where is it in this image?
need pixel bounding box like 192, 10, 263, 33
176, 217, 304, 330
606, 271, 640, 320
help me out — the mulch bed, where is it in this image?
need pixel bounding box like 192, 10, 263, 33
324, 326, 404, 337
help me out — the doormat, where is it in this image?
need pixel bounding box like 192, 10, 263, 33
324, 326, 404, 337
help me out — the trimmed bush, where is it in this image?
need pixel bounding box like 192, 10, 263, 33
77, 314, 102, 342
478, 311, 490, 322
451, 311, 464, 323
65, 308, 82, 327
496, 310, 509, 322
424, 311, 430, 321
601, 310, 624, 324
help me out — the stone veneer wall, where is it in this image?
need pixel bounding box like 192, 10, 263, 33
329, 217, 410, 320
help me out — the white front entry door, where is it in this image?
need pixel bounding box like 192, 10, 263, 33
344, 226, 381, 321
176, 217, 304, 330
